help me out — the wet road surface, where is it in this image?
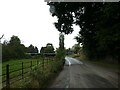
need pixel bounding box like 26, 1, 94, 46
49, 56, 119, 88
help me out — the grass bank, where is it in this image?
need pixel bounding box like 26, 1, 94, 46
21, 59, 64, 88
70, 54, 119, 72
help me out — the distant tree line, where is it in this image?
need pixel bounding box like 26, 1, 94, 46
2, 35, 39, 61
65, 44, 81, 55
48, 2, 120, 62
2, 35, 56, 61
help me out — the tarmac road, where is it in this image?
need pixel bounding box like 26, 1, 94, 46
49, 56, 119, 88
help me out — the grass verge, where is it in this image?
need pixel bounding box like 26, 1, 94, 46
70, 54, 119, 72
22, 59, 64, 88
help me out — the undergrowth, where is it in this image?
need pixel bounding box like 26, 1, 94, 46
21, 59, 64, 88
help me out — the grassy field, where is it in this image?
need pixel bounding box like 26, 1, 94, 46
2, 58, 43, 75
2, 58, 42, 66
1, 57, 63, 88
1, 58, 44, 88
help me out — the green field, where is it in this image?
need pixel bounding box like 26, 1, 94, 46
2, 58, 43, 75
1, 58, 45, 88
1, 57, 63, 88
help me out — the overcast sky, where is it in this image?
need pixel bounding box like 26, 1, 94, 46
0, 0, 80, 51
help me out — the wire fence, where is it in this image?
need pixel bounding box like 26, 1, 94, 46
0, 57, 56, 88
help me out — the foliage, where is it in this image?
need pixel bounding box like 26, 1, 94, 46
66, 48, 73, 55
2, 36, 26, 60
56, 48, 65, 65
40, 43, 55, 54
48, 2, 120, 61
56, 32, 65, 64
2, 35, 39, 61
23, 58, 63, 88
59, 33, 64, 49
46, 43, 55, 53
2, 58, 42, 88
27, 44, 38, 53
9, 35, 21, 45
72, 44, 81, 54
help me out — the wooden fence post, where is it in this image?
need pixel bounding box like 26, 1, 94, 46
47, 58, 49, 64
6, 64, 10, 88
22, 62, 23, 79
37, 60, 38, 66
42, 56, 44, 73
30, 61, 32, 70
43, 58, 44, 70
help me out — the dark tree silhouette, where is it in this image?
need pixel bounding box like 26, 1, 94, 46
48, 2, 120, 61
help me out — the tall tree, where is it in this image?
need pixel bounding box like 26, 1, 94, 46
34, 46, 39, 53
2, 35, 26, 60
40, 43, 55, 54
59, 33, 64, 49
46, 43, 55, 53
40, 47, 46, 54
9, 35, 21, 46
72, 44, 81, 54
28, 44, 35, 53
48, 2, 120, 61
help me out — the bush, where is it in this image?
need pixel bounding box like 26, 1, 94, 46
22, 58, 64, 88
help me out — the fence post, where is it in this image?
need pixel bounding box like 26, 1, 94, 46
22, 62, 23, 79
6, 64, 10, 88
37, 60, 38, 66
47, 58, 48, 67
31, 61, 32, 70
42, 57, 44, 72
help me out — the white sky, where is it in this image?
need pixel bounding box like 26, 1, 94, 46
0, 0, 80, 51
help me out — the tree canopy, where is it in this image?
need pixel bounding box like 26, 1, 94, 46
59, 33, 64, 49
27, 44, 38, 53
40, 43, 55, 54
48, 2, 120, 61
2, 35, 39, 61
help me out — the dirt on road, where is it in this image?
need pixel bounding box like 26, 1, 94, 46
49, 57, 119, 88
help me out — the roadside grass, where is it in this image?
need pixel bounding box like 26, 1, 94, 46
20, 59, 64, 88
70, 54, 119, 71
85, 59, 119, 71
1, 58, 64, 88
